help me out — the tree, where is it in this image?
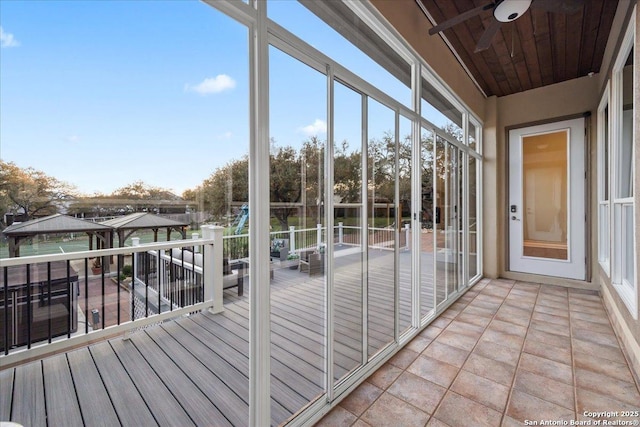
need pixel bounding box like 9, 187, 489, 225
110, 180, 180, 200
0, 161, 75, 225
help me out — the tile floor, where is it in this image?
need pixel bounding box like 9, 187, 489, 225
316, 278, 640, 427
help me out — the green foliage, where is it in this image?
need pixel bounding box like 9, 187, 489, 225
122, 264, 133, 277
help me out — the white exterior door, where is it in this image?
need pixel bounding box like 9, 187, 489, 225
508, 118, 586, 280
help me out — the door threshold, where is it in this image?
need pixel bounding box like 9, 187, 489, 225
501, 271, 599, 291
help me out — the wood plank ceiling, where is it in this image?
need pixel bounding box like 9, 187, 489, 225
418, 0, 619, 97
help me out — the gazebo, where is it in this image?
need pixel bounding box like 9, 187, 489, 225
99, 212, 189, 248
2, 214, 113, 258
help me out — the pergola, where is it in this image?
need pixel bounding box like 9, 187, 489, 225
2, 214, 113, 258
99, 212, 188, 248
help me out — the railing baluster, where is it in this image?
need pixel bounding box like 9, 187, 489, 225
4, 266, 9, 355
26, 264, 31, 349
47, 262, 52, 343
117, 254, 121, 325
145, 252, 149, 318
84, 258, 89, 334
67, 260, 71, 339
101, 262, 105, 330
131, 251, 136, 321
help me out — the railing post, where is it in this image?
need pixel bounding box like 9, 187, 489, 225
202, 225, 224, 314
404, 223, 410, 250
192, 232, 199, 253
132, 237, 140, 282
289, 226, 296, 253
338, 222, 344, 246
316, 223, 322, 250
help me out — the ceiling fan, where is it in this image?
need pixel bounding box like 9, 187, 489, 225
427, 0, 585, 53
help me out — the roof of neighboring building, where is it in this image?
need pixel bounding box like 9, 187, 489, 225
2, 214, 113, 236
99, 212, 188, 230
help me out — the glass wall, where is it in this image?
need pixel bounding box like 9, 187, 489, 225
1, 0, 484, 424
420, 127, 436, 318
333, 80, 365, 383
366, 98, 396, 358
398, 116, 413, 334
268, 46, 327, 420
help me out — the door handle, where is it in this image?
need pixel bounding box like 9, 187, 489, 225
511, 216, 520, 221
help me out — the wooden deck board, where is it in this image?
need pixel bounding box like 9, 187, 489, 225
129, 331, 233, 427
1, 254, 445, 426
66, 348, 121, 426
109, 339, 196, 427
11, 361, 47, 427
89, 341, 159, 427
42, 355, 84, 427
0, 367, 13, 420
144, 325, 248, 427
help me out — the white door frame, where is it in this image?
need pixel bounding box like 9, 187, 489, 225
508, 117, 586, 280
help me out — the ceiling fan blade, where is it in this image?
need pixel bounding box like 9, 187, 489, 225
428, 2, 496, 35
474, 18, 502, 52
532, 0, 585, 14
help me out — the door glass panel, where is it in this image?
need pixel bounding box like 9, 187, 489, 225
468, 155, 479, 280
367, 98, 396, 359
420, 128, 435, 318
333, 81, 364, 383
269, 46, 326, 422
435, 137, 459, 306
522, 131, 568, 260
398, 116, 412, 334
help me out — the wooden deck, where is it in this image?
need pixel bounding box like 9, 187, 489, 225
0, 249, 444, 427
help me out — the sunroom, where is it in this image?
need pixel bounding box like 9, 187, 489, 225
0, 0, 638, 426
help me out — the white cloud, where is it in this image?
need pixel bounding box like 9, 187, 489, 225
0, 27, 20, 48
66, 135, 80, 143
217, 131, 233, 140
299, 119, 327, 136
185, 74, 236, 95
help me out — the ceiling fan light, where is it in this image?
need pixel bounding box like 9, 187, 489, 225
494, 0, 532, 23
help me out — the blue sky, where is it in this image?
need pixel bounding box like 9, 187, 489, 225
0, 0, 438, 197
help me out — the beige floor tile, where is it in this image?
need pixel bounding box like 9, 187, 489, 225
533, 304, 569, 318
570, 311, 610, 325
444, 320, 486, 339
435, 330, 480, 351
569, 318, 614, 335
464, 305, 498, 318
513, 368, 574, 410
407, 355, 460, 388
574, 368, 640, 406
455, 312, 492, 328
339, 382, 384, 416
536, 296, 568, 310
419, 326, 444, 340
434, 391, 502, 427
360, 393, 430, 427
522, 339, 571, 365
406, 335, 433, 353
529, 319, 571, 337
387, 371, 447, 415
519, 353, 573, 385
352, 420, 373, 427
572, 338, 627, 364
576, 387, 640, 415
423, 341, 471, 368
450, 370, 510, 412
472, 340, 521, 367
431, 316, 453, 329
506, 389, 575, 422
488, 319, 528, 337
531, 311, 570, 327
496, 305, 532, 326
502, 297, 536, 311
314, 406, 358, 427
462, 353, 516, 386
526, 327, 571, 347
573, 350, 635, 383
388, 348, 420, 370
479, 328, 525, 351
426, 418, 452, 427
571, 327, 619, 347
367, 363, 403, 390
